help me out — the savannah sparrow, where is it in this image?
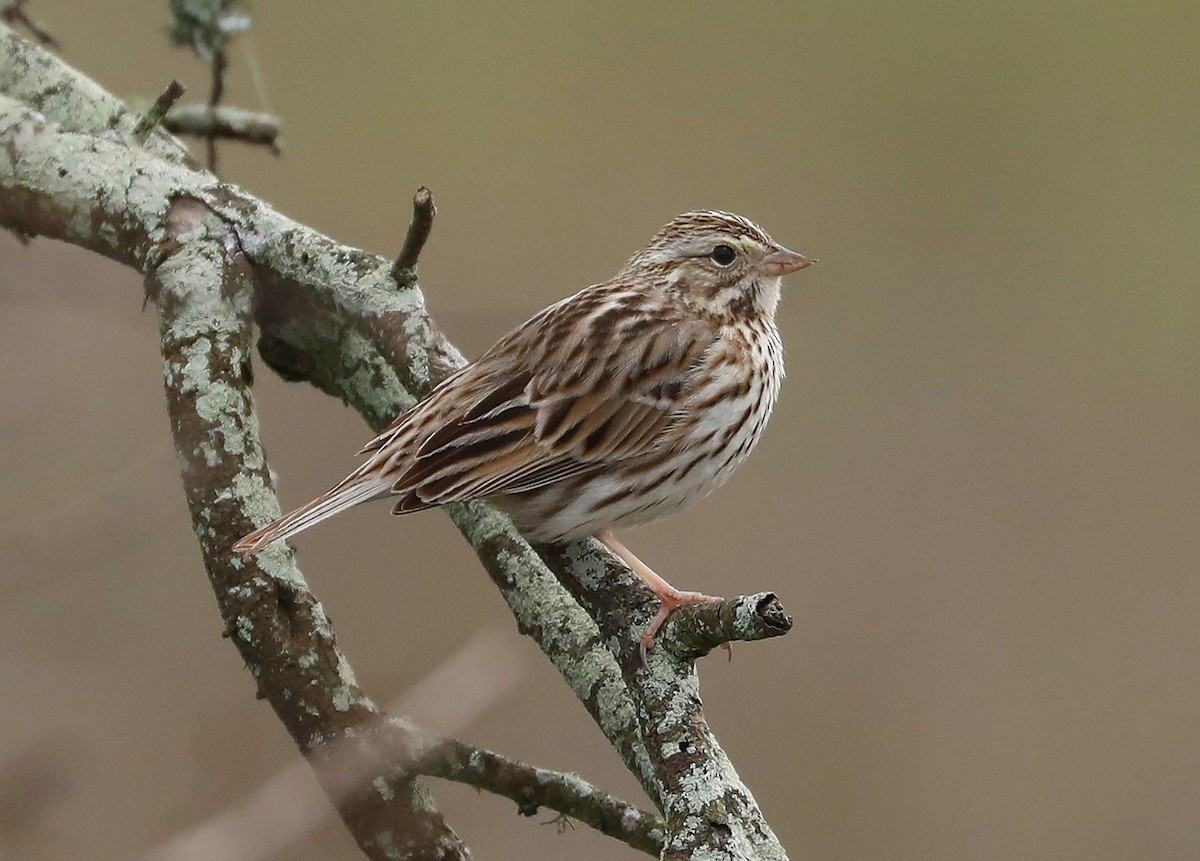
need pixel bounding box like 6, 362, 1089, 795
234, 211, 813, 651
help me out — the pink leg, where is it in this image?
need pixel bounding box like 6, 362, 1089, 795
597, 531, 723, 658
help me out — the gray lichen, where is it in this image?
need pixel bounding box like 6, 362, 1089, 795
2, 25, 796, 858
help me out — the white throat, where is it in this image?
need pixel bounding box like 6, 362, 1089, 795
756, 275, 783, 315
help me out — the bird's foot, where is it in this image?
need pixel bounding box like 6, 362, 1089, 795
639, 589, 723, 664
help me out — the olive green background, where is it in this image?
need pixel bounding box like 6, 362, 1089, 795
2, 2, 1197, 859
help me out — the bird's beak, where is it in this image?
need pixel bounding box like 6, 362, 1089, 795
760, 246, 814, 276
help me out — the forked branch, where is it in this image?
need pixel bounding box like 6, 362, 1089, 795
0, 21, 793, 860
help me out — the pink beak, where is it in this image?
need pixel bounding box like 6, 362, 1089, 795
760, 246, 814, 276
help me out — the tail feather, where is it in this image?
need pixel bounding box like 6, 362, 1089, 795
232, 474, 391, 555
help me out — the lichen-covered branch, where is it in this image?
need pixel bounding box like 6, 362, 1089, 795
0, 81, 653, 802
1, 23, 795, 860
541, 541, 791, 861
149, 194, 468, 860
665, 592, 793, 661
414, 732, 666, 855
0, 25, 194, 168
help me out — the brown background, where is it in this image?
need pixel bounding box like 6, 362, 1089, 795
2, 2, 1198, 859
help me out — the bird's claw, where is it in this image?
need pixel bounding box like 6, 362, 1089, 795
637, 590, 724, 665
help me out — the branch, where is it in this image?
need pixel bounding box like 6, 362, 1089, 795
665, 591, 793, 660
541, 541, 791, 860
142, 621, 661, 861
0, 0, 57, 48
1, 62, 661, 841
0, 25, 195, 169
164, 104, 281, 152
167, 0, 248, 172
417, 736, 664, 855
148, 194, 469, 860
205, 47, 226, 170
392, 185, 435, 286
143, 631, 663, 860
1, 24, 795, 859
134, 79, 186, 137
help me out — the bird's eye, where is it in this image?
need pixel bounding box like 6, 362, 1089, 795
709, 244, 737, 266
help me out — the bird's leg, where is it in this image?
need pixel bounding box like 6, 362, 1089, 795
596, 530, 723, 660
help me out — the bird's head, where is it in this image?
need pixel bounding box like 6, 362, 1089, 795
621, 210, 813, 319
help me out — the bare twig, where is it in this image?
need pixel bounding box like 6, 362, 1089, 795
166, 0, 246, 172
0, 0, 57, 48
134, 79, 185, 137
392, 186, 436, 286
421, 740, 665, 854
164, 104, 280, 152
205, 47, 226, 170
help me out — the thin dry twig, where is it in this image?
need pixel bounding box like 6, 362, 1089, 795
392, 186, 436, 286
134, 79, 186, 137
163, 104, 280, 152
166, 0, 251, 171
0, 0, 57, 48
421, 740, 664, 854
205, 48, 226, 170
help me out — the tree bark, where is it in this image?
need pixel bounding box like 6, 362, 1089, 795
1, 21, 794, 860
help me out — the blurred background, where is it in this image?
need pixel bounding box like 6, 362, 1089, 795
2, 2, 1198, 859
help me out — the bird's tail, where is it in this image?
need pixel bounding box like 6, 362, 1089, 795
231, 471, 392, 556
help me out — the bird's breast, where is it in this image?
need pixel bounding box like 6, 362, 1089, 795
496, 321, 784, 543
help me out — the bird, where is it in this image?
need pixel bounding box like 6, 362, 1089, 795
233, 210, 813, 653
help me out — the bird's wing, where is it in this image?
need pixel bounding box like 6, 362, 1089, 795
387, 294, 716, 509
231, 287, 715, 554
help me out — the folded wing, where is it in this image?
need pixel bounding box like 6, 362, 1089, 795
232, 286, 715, 554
